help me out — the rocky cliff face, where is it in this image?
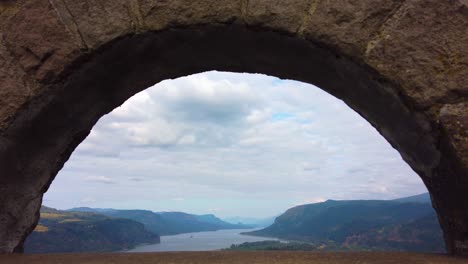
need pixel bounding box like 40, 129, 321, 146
0, 0, 466, 254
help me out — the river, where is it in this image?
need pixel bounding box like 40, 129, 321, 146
126, 228, 279, 252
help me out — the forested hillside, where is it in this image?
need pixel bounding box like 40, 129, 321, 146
25, 207, 160, 253
245, 194, 445, 252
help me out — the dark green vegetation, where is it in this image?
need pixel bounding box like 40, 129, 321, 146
245, 193, 445, 252
227, 240, 320, 251
24, 207, 160, 253
70, 207, 250, 235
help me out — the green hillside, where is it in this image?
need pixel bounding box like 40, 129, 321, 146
245, 194, 444, 252
341, 212, 443, 252
24, 207, 160, 253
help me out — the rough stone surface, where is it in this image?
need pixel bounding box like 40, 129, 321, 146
3, 0, 84, 83
56, 0, 136, 49
364, 0, 468, 109
140, 0, 242, 30
0, 37, 38, 132
0, 0, 466, 256
301, 0, 405, 55
243, 0, 311, 33
440, 103, 468, 168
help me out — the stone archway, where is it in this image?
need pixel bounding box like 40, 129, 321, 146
0, 0, 466, 255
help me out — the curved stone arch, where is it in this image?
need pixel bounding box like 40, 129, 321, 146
0, 0, 466, 254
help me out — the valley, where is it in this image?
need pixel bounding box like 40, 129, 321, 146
25, 193, 445, 254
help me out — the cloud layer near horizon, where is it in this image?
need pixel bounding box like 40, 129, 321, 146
44, 71, 427, 218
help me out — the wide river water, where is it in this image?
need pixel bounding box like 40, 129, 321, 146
126, 228, 279, 252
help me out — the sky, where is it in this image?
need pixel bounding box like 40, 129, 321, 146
43, 71, 428, 218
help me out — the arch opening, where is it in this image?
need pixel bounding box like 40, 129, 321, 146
33, 71, 437, 253
0, 24, 466, 255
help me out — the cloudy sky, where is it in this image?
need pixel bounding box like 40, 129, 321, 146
43, 71, 428, 218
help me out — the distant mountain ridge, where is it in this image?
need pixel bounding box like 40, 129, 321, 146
246, 193, 444, 252
391, 193, 430, 203
69, 207, 251, 235
223, 216, 276, 227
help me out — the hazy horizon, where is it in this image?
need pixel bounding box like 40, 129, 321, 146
44, 191, 429, 220
43, 71, 427, 218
